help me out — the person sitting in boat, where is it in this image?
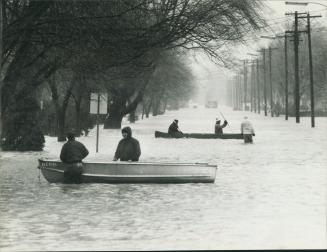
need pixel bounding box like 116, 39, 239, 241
241, 116, 255, 144
168, 119, 183, 138
60, 132, 89, 183
113, 126, 141, 161
214, 119, 228, 134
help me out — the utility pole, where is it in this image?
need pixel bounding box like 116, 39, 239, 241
238, 73, 243, 110
286, 11, 306, 123
237, 73, 242, 110
243, 60, 247, 111
286, 11, 303, 123
268, 47, 279, 117
251, 60, 255, 112
235, 75, 239, 110
230, 78, 233, 109
250, 60, 253, 112
232, 77, 236, 110
256, 59, 260, 114
292, 11, 300, 123
269, 47, 273, 117
229, 79, 233, 107
252, 60, 256, 113
261, 49, 268, 116
284, 33, 289, 121
286, 11, 321, 125
298, 13, 321, 127
236, 75, 239, 110
274, 33, 291, 120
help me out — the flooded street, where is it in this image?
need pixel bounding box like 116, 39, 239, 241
0, 106, 326, 250
1, 0, 327, 250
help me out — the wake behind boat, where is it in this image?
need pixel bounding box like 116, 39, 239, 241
155, 131, 243, 139
38, 158, 217, 183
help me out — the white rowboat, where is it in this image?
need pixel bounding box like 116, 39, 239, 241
38, 158, 217, 183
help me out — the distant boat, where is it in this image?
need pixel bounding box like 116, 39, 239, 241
38, 158, 217, 183
155, 131, 243, 139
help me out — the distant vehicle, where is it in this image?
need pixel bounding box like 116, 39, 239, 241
205, 101, 218, 108
188, 101, 199, 108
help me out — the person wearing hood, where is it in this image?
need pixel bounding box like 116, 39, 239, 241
168, 119, 183, 138
113, 126, 141, 161
241, 116, 255, 143
214, 119, 228, 134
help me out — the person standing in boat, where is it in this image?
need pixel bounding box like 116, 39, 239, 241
60, 132, 89, 183
168, 119, 183, 138
214, 119, 228, 134
113, 126, 141, 161
241, 116, 255, 143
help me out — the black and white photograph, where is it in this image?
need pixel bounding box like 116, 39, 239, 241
0, 0, 326, 251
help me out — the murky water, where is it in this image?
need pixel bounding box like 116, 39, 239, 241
0, 108, 326, 250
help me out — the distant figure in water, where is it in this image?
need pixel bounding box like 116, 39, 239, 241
168, 119, 183, 138
241, 116, 255, 144
214, 118, 228, 134
60, 132, 89, 183
113, 126, 141, 161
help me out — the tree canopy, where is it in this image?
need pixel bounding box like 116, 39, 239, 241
0, 0, 265, 150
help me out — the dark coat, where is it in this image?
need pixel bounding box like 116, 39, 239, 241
214, 120, 228, 134
114, 127, 141, 161
60, 140, 89, 164
168, 122, 180, 134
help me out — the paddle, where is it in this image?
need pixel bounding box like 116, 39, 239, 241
219, 110, 234, 133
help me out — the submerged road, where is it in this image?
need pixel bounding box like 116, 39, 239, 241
0, 106, 326, 250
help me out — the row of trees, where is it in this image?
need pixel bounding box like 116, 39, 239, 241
271, 27, 327, 115
0, 0, 265, 151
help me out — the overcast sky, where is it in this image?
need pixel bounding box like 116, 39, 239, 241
190, 0, 327, 104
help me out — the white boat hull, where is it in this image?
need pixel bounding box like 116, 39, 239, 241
38, 158, 217, 183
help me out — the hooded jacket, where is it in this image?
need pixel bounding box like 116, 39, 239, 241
114, 126, 141, 161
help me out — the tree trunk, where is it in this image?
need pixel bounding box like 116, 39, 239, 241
0, 0, 3, 141
141, 103, 145, 119
48, 74, 74, 141
152, 97, 161, 116
104, 112, 123, 129
145, 98, 152, 118
104, 96, 125, 129
104, 88, 145, 129
1, 89, 45, 151
52, 96, 69, 142
129, 109, 136, 123
75, 99, 81, 136
162, 98, 168, 113
57, 110, 66, 142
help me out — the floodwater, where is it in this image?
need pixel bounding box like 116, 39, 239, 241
0, 106, 326, 250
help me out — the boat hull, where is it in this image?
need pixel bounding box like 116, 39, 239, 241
38, 159, 217, 184
155, 131, 243, 139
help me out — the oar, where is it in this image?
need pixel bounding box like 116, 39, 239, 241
219, 110, 234, 133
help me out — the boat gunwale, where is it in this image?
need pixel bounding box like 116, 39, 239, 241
40, 167, 213, 178
154, 130, 243, 139
38, 158, 217, 168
